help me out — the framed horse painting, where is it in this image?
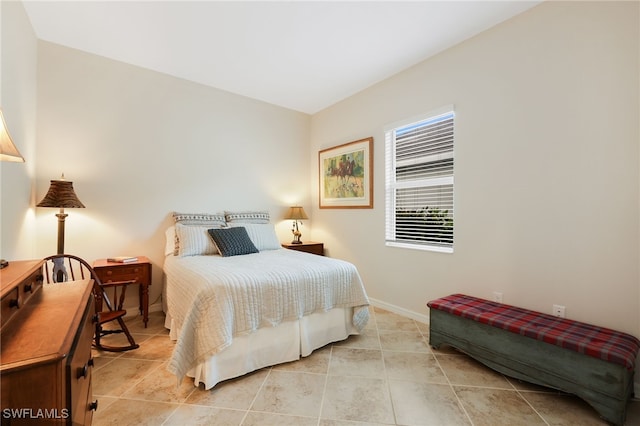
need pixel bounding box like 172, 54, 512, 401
319, 137, 373, 209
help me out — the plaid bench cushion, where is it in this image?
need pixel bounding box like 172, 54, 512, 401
427, 293, 640, 371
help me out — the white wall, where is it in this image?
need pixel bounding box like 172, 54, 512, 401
35, 42, 311, 309
0, 0, 38, 261
2, 1, 639, 339
310, 1, 640, 334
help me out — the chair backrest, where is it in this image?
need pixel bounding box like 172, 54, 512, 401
42, 254, 116, 311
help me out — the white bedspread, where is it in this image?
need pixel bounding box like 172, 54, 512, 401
164, 249, 370, 381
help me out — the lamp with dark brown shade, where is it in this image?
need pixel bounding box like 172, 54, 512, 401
37, 174, 85, 254
284, 206, 308, 244
37, 175, 85, 281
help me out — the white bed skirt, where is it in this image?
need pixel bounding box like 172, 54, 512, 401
165, 307, 357, 390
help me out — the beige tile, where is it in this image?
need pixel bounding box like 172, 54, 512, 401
436, 354, 512, 389
333, 329, 381, 350
388, 380, 470, 426
321, 376, 395, 424
164, 405, 246, 425
92, 353, 119, 370
243, 411, 318, 426
91, 398, 178, 426
121, 334, 174, 360
273, 344, 331, 374
93, 395, 118, 411
250, 370, 326, 417
93, 358, 163, 397
185, 369, 270, 410
430, 342, 463, 355
520, 392, 609, 425
415, 320, 429, 335
505, 376, 559, 393
383, 351, 447, 384
373, 308, 419, 332
121, 362, 195, 403
328, 347, 385, 378
455, 386, 546, 426
320, 420, 389, 426
378, 329, 430, 352
126, 311, 168, 335
89, 309, 629, 426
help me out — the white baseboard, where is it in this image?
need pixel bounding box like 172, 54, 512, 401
149, 302, 163, 313
122, 302, 164, 318
368, 297, 429, 325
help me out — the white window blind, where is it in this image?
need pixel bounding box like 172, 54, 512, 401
385, 109, 454, 252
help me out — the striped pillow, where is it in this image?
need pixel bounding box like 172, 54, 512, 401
173, 212, 226, 226
224, 210, 270, 224
175, 223, 221, 257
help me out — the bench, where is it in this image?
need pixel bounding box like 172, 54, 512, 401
427, 294, 640, 425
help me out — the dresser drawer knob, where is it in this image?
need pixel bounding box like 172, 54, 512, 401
24, 283, 32, 293
78, 364, 88, 379
9, 298, 19, 309
77, 358, 93, 379
89, 400, 99, 411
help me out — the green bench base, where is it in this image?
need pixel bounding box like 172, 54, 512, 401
429, 308, 634, 425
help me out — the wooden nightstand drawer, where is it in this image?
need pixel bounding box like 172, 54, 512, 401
93, 256, 152, 327
97, 265, 149, 283
282, 242, 324, 256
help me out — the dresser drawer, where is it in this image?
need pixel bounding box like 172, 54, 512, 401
68, 293, 96, 426
20, 269, 43, 307
0, 260, 44, 330
1, 286, 22, 328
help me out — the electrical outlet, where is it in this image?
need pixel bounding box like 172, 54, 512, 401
493, 292, 503, 303
553, 304, 565, 318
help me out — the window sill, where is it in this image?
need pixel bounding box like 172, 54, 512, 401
385, 241, 453, 254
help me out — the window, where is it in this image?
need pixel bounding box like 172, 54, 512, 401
385, 108, 455, 253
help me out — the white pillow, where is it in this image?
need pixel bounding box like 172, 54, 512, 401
175, 223, 220, 257
165, 226, 177, 256
230, 223, 281, 251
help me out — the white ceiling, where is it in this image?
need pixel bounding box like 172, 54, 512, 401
22, 1, 540, 114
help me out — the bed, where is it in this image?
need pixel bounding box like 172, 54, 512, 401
162, 211, 370, 389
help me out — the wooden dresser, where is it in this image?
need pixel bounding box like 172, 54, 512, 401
0, 260, 97, 425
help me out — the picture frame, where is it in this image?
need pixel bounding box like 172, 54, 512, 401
319, 137, 373, 209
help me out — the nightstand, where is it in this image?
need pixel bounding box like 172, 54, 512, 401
93, 256, 152, 327
282, 241, 324, 256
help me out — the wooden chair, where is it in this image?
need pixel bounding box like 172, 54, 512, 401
42, 254, 139, 352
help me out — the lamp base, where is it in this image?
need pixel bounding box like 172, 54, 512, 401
0, 259, 8, 269
290, 240, 303, 245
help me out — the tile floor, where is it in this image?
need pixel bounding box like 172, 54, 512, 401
91, 308, 640, 426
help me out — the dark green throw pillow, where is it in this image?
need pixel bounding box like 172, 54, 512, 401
208, 227, 259, 257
